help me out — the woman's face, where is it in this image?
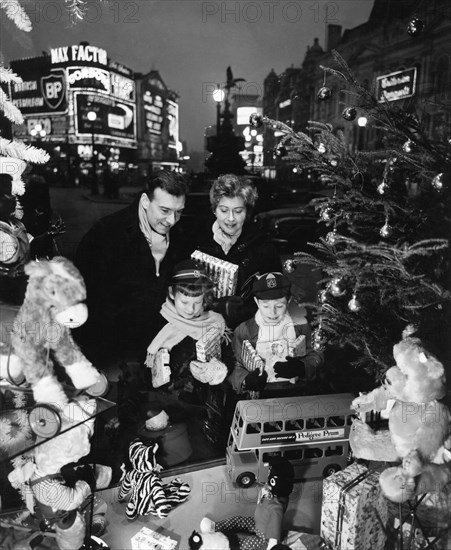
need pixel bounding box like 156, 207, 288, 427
170, 289, 204, 320
215, 196, 247, 236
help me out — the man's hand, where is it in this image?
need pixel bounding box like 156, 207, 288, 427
274, 356, 305, 379
244, 369, 268, 391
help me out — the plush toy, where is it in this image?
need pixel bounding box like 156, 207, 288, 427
190, 457, 295, 550
118, 438, 191, 520
7, 396, 112, 550
350, 336, 451, 502
10, 257, 104, 410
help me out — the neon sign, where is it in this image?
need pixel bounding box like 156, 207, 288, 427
50, 45, 108, 66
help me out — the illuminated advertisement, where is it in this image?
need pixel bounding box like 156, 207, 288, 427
376, 67, 417, 103
237, 106, 262, 126
10, 57, 67, 115
75, 92, 136, 142
50, 44, 108, 66
166, 99, 179, 149
143, 90, 164, 135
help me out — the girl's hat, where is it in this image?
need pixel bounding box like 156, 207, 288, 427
252, 272, 291, 300
169, 259, 213, 286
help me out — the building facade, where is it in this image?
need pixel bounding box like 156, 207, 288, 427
263, 0, 451, 175
9, 43, 180, 184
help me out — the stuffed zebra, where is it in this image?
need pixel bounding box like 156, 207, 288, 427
118, 438, 191, 520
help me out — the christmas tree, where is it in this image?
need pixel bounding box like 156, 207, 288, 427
252, 51, 451, 381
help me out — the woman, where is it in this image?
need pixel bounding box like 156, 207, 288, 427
196, 174, 282, 328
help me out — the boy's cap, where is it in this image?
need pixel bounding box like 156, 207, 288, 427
252, 272, 291, 299
169, 259, 212, 286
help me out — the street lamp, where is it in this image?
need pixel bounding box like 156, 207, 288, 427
30, 123, 47, 139
212, 85, 225, 137
87, 111, 98, 195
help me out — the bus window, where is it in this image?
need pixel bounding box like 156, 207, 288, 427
284, 449, 303, 460
246, 422, 261, 434
263, 451, 282, 462
325, 445, 344, 457
306, 417, 325, 429
304, 447, 323, 459
326, 415, 345, 427
285, 419, 304, 431
263, 421, 283, 433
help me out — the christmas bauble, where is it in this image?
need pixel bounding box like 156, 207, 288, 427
432, 172, 444, 191
274, 145, 287, 158
348, 295, 361, 312
402, 139, 415, 153
312, 329, 327, 351
320, 206, 334, 222
326, 230, 337, 245
377, 181, 388, 195
249, 113, 263, 128
342, 107, 357, 121
318, 289, 328, 304
284, 258, 295, 273
317, 86, 332, 100
330, 277, 346, 297
380, 223, 393, 238
407, 17, 424, 37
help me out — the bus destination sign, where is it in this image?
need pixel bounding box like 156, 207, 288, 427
261, 428, 345, 445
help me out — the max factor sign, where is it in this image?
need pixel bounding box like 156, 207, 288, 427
376, 67, 417, 103
50, 45, 108, 66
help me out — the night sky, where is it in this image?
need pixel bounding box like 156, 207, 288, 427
2, 0, 374, 152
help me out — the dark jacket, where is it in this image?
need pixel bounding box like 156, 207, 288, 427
229, 316, 324, 396
195, 220, 282, 328
74, 198, 190, 363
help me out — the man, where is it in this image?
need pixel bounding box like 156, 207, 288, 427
74, 171, 190, 365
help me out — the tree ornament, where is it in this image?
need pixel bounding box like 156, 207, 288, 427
330, 277, 346, 297
312, 329, 326, 351
274, 144, 287, 158
348, 294, 361, 312
317, 142, 327, 154
320, 206, 334, 222
249, 113, 263, 128
318, 289, 328, 304
326, 230, 338, 245
402, 139, 415, 153
342, 107, 357, 121
377, 181, 389, 195
284, 258, 296, 273
317, 86, 332, 101
407, 17, 424, 37
380, 222, 393, 238
432, 172, 444, 192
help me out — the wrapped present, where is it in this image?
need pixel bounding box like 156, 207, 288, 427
151, 348, 171, 388
131, 526, 178, 550
196, 325, 222, 361
321, 462, 388, 550
191, 250, 238, 298
289, 333, 306, 357
241, 340, 265, 398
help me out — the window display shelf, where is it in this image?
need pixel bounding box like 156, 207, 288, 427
0, 382, 116, 463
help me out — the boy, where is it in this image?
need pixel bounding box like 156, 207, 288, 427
229, 272, 324, 398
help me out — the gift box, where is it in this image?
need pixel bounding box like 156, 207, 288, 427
131, 526, 178, 550
191, 250, 238, 298
196, 325, 222, 361
321, 462, 388, 550
151, 348, 171, 388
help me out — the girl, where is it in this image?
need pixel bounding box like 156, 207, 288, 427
146, 260, 231, 404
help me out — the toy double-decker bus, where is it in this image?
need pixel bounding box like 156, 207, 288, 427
226, 393, 355, 487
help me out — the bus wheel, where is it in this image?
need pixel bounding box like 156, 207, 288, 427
236, 472, 256, 488
323, 464, 341, 478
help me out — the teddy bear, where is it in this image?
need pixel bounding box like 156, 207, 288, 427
10, 256, 104, 410
190, 457, 296, 550
118, 438, 191, 520
7, 396, 112, 550
350, 336, 451, 502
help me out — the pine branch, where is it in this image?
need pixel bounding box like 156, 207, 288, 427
0, 0, 32, 31
0, 137, 50, 164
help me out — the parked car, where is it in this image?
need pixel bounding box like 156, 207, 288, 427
253, 197, 327, 254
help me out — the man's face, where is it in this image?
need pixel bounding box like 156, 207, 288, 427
143, 187, 185, 235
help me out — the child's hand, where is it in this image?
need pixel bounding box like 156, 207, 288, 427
244, 369, 268, 391
274, 356, 305, 379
